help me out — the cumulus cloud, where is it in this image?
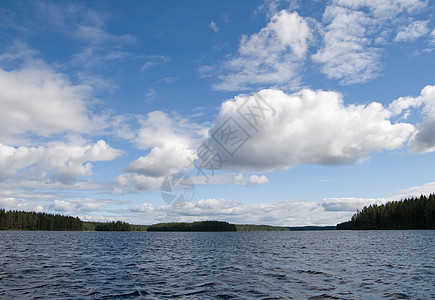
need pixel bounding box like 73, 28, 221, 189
390, 85, 435, 153
0, 66, 94, 141
0, 140, 122, 184
202, 88, 415, 171
126, 111, 205, 178
395, 20, 430, 42
234, 174, 269, 186
116, 173, 164, 192
125, 144, 195, 178
129, 202, 154, 213
213, 10, 312, 91
119, 85, 434, 191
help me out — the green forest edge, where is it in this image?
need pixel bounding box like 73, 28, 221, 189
1, 194, 434, 231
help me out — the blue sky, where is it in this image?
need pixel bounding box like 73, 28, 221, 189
0, 0, 434, 226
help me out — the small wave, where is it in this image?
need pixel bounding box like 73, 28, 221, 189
383, 292, 411, 299
102, 290, 149, 298
308, 293, 345, 299
296, 269, 330, 276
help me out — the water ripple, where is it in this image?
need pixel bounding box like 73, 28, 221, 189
0, 230, 434, 299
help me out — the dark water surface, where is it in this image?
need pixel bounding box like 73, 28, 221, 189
0, 231, 433, 299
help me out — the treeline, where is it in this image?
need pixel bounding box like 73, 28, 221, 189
337, 194, 435, 230
0, 209, 83, 231
147, 221, 237, 231
236, 224, 290, 231
95, 221, 131, 231
83, 221, 148, 231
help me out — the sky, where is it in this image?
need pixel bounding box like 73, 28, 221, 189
0, 0, 434, 226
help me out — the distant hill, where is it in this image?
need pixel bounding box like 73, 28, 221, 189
337, 194, 435, 230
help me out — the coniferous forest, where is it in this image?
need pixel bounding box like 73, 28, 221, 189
147, 221, 237, 231
337, 194, 435, 230
0, 209, 83, 231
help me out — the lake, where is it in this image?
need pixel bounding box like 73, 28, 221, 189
0, 231, 433, 299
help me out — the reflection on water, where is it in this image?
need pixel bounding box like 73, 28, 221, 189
0, 230, 434, 299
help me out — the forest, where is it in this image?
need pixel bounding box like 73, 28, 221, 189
147, 221, 237, 231
0, 209, 83, 231
336, 194, 435, 230
235, 224, 290, 231
83, 221, 148, 231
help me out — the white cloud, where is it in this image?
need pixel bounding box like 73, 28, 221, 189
249, 174, 269, 186
312, 5, 381, 85
116, 173, 163, 192
396, 181, 435, 198
125, 143, 195, 178
210, 0, 430, 90
134, 111, 203, 150
234, 174, 269, 186
313, 0, 428, 84
209, 21, 219, 33
322, 180, 435, 214
141, 55, 171, 71
52, 199, 75, 211
74, 25, 134, 45
0, 66, 94, 141
0, 140, 122, 184
333, 0, 427, 19
213, 10, 312, 91
112, 187, 123, 196
322, 197, 388, 211
126, 111, 205, 178
52, 198, 125, 213
395, 20, 430, 42
390, 85, 435, 153
119, 85, 434, 190
129, 202, 154, 213
429, 29, 435, 45
389, 93, 425, 117
0, 189, 58, 201
0, 197, 44, 212
203, 88, 415, 171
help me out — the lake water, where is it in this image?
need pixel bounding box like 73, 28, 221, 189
0, 231, 433, 299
